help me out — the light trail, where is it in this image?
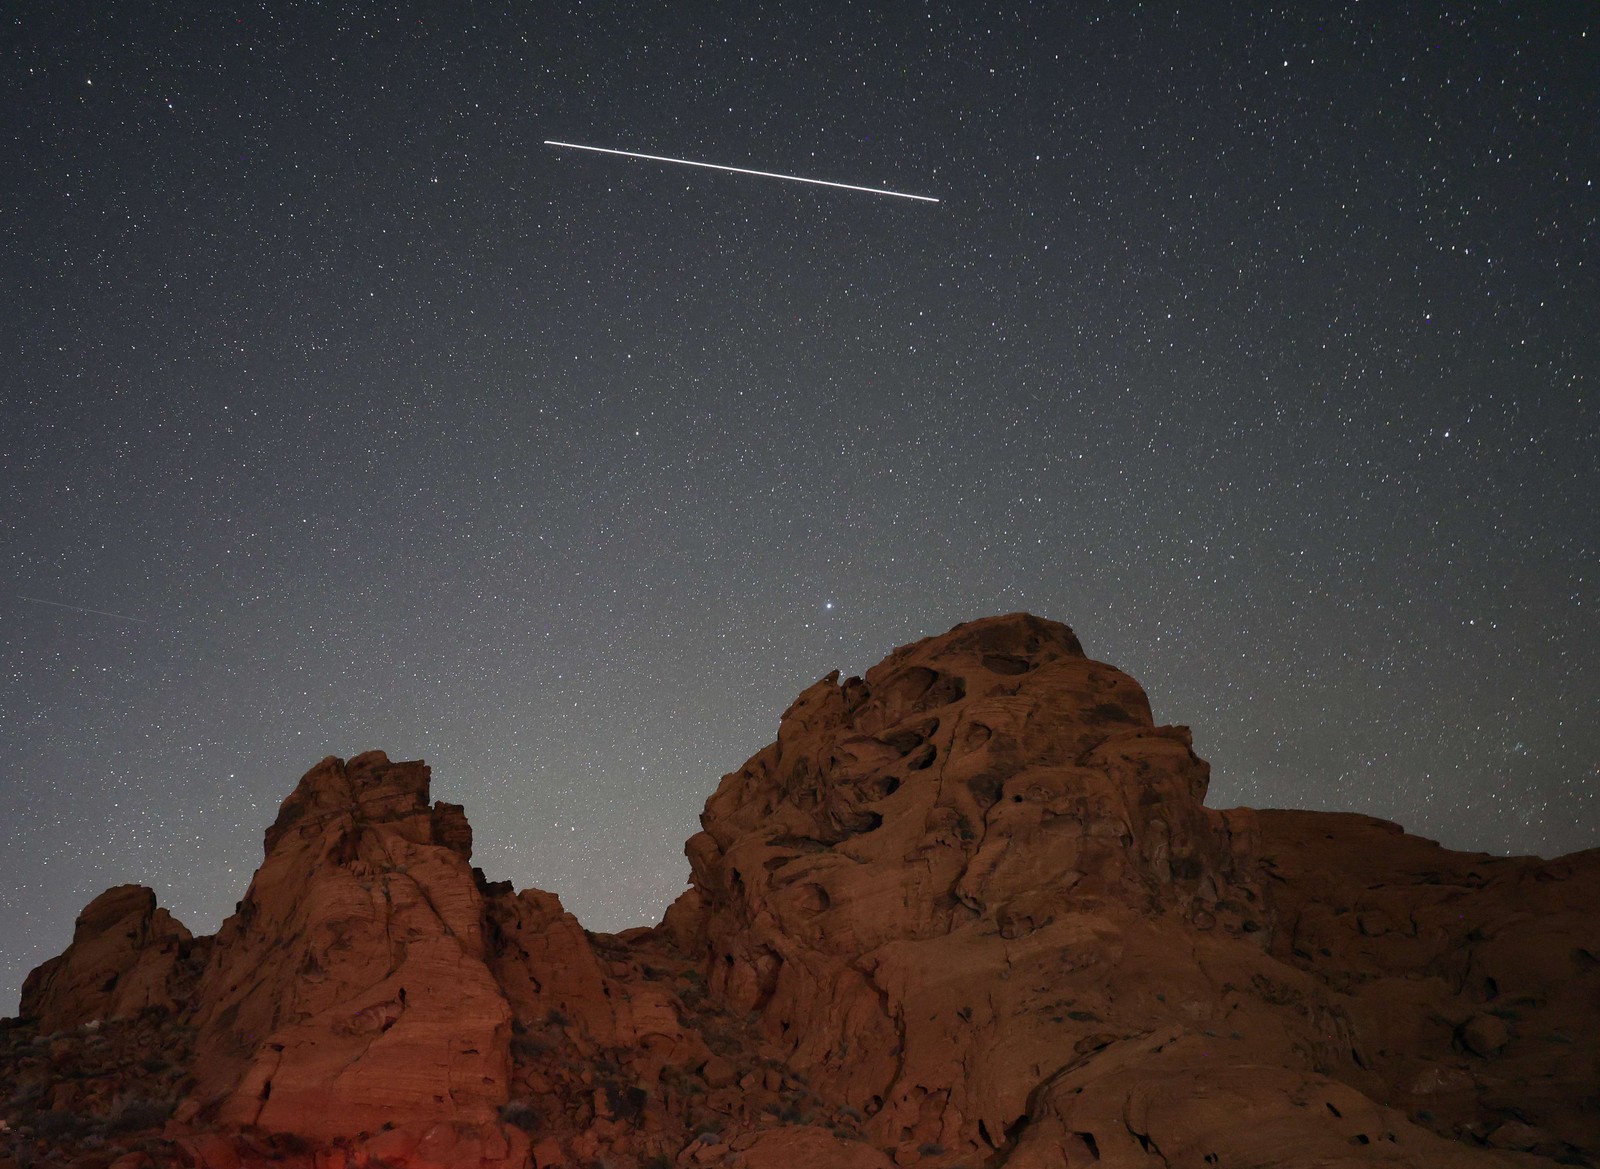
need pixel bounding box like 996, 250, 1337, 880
544, 140, 940, 203
19, 594, 150, 623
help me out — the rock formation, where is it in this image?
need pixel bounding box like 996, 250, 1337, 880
20, 886, 192, 1034
179, 751, 521, 1165
3, 614, 1596, 1168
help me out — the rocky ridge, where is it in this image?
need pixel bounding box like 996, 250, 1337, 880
3, 614, 1596, 1168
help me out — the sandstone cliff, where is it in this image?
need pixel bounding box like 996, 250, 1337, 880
3, 614, 1595, 1169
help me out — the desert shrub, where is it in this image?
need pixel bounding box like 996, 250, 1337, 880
6, 1078, 49, 1112
270, 1131, 315, 1155
603, 1081, 648, 1123
105, 1095, 176, 1134
510, 1032, 550, 1060
499, 1100, 541, 1131
32, 1109, 98, 1140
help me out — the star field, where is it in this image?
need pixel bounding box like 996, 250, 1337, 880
2, 3, 1596, 1010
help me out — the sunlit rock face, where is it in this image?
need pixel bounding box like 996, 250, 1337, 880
6, 614, 1598, 1169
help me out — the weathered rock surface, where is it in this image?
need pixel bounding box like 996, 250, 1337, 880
3, 614, 1596, 1168
669, 614, 1598, 1167
1250, 808, 1600, 1162
183, 750, 521, 1163
20, 885, 192, 1033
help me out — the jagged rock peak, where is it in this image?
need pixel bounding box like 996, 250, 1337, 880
185, 748, 508, 1154
265, 750, 418, 851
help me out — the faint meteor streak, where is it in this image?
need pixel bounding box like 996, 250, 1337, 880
19, 594, 150, 623
544, 140, 940, 203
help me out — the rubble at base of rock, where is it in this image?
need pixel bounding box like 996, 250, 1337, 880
3, 614, 1596, 1168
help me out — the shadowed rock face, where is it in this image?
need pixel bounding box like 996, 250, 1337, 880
4, 614, 1597, 1169
20, 884, 192, 1032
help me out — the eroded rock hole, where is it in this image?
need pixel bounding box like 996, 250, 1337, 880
884, 667, 937, 710
1088, 702, 1133, 723
967, 775, 1004, 807
920, 674, 966, 710
981, 653, 1032, 675
881, 728, 925, 756
1170, 856, 1205, 880
768, 834, 831, 854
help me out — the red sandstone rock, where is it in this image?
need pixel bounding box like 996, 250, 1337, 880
20, 884, 191, 1032
1248, 807, 1600, 1159
184, 751, 516, 1160
5, 614, 1597, 1169
671, 614, 1600, 1167
726, 1125, 896, 1168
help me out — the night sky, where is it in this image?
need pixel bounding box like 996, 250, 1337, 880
3, 3, 1596, 1011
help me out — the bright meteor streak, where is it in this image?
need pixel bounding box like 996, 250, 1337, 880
544, 140, 940, 203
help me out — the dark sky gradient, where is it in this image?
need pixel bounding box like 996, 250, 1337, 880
3, 3, 1596, 1010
